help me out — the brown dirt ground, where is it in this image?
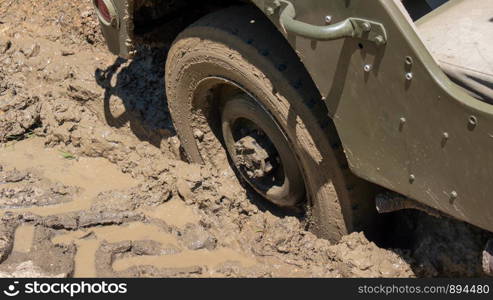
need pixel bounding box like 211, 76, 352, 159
0, 0, 490, 278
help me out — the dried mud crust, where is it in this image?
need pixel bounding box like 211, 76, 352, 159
0, 0, 104, 47
0, 0, 490, 278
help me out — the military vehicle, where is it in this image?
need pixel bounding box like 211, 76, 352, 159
93, 0, 493, 273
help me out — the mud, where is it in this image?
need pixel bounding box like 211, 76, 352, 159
0, 0, 491, 278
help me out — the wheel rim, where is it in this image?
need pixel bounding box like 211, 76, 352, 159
221, 93, 306, 207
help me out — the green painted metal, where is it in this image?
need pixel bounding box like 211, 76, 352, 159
279, 0, 354, 41
257, 0, 493, 232
278, 1, 387, 45
97, 0, 493, 233
97, 0, 135, 58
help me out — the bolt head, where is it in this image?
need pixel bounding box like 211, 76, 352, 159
405, 56, 414, 65
468, 116, 478, 128
324, 16, 332, 24
405, 72, 414, 81
409, 174, 416, 183
374, 35, 385, 45
363, 64, 373, 72
362, 22, 372, 32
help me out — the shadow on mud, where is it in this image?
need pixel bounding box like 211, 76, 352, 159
95, 47, 175, 148
377, 210, 492, 277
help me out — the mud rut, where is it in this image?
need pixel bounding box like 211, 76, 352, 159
0, 0, 490, 278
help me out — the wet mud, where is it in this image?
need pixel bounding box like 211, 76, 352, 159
0, 0, 491, 278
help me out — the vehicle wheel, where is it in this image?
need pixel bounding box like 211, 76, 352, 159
165, 6, 377, 241
220, 94, 305, 207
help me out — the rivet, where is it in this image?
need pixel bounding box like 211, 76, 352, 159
325, 16, 333, 24
450, 191, 458, 200
441, 132, 449, 147
405, 56, 414, 65
363, 64, 373, 72
266, 7, 275, 15
374, 35, 385, 45
409, 174, 415, 183
362, 22, 372, 32
405, 72, 413, 81
399, 117, 406, 131
468, 115, 478, 128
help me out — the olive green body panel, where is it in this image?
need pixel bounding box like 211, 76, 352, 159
99, 0, 135, 58
98, 0, 493, 232
258, 0, 493, 232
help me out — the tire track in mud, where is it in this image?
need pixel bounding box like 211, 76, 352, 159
0, 0, 490, 278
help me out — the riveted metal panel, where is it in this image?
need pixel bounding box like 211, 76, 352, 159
258, 0, 493, 232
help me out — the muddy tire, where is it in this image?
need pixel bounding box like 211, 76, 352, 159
165, 6, 377, 242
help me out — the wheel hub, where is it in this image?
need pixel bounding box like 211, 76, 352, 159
220, 93, 306, 207
234, 132, 277, 180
